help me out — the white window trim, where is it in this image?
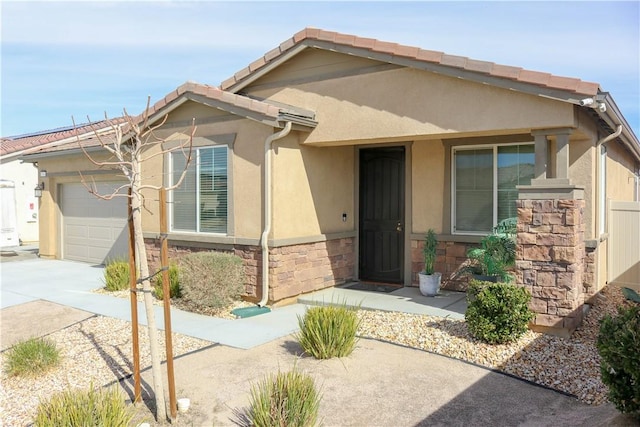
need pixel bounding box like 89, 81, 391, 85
451, 142, 534, 235
169, 144, 230, 236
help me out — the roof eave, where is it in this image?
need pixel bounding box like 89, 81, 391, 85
145, 91, 317, 131
277, 112, 318, 129
595, 92, 640, 161
224, 44, 309, 93
223, 37, 599, 104
1, 124, 117, 159
20, 145, 106, 162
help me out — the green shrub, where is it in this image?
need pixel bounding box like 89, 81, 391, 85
465, 280, 534, 344
4, 337, 61, 377
178, 252, 245, 309
34, 385, 135, 427
103, 259, 130, 292
153, 263, 181, 300
297, 304, 360, 359
249, 369, 321, 427
597, 305, 640, 418
464, 234, 516, 282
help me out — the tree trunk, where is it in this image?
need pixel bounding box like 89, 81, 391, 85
131, 183, 167, 422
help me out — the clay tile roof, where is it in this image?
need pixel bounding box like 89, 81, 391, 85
1, 119, 123, 158
135, 81, 313, 128
220, 27, 600, 98
22, 131, 119, 156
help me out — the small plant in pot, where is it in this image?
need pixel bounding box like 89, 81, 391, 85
419, 229, 441, 297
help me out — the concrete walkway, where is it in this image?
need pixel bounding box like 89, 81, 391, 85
0, 258, 466, 349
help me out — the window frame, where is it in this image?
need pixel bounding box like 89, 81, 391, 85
451, 142, 534, 235
169, 144, 230, 235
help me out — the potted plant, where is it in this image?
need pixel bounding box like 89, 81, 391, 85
419, 229, 441, 296
464, 234, 515, 283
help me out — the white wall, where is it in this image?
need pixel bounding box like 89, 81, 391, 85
0, 159, 39, 245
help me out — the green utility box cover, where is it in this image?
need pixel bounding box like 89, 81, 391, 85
231, 306, 271, 318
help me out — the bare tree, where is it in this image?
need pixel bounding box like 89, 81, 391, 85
74, 98, 194, 422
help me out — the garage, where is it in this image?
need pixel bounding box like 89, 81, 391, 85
60, 182, 129, 264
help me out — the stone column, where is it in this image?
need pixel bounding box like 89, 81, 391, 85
516, 186, 586, 337
517, 127, 587, 336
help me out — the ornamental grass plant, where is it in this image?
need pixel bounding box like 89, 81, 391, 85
152, 263, 182, 300
4, 337, 60, 377
249, 369, 321, 427
297, 303, 360, 359
34, 385, 135, 427
103, 259, 130, 292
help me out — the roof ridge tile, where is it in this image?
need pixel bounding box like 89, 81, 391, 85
415, 49, 444, 63
440, 54, 467, 68
491, 64, 523, 80
518, 69, 552, 86
373, 39, 399, 54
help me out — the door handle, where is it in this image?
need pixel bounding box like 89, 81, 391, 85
396, 222, 403, 232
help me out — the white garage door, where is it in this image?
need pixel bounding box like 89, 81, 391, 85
61, 182, 129, 264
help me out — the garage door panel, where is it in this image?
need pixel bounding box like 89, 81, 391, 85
65, 224, 88, 239
61, 183, 128, 265
104, 227, 129, 262
66, 244, 93, 260
87, 225, 115, 240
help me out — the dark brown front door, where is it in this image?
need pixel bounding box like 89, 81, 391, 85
359, 147, 405, 283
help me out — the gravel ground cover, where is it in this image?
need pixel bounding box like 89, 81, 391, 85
0, 285, 631, 425
357, 285, 631, 406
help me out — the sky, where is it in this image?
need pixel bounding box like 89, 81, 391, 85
1, 1, 639, 139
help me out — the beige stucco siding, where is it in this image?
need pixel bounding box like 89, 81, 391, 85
607, 140, 638, 202
142, 103, 271, 239
272, 136, 354, 239
247, 48, 385, 88
411, 140, 445, 233
159, 100, 232, 123
569, 137, 596, 239
246, 60, 575, 146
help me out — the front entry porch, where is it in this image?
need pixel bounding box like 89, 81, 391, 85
298, 285, 467, 319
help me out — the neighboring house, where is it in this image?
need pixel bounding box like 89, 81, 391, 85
23, 28, 640, 334
0, 123, 114, 247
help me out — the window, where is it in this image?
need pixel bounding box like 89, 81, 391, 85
171, 146, 228, 233
453, 144, 534, 234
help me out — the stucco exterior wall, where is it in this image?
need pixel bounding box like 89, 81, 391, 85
411, 139, 445, 233
246, 56, 576, 146
141, 103, 271, 240
607, 140, 638, 202
272, 135, 354, 239
568, 137, 595, 239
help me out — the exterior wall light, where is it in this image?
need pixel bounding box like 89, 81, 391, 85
40, 170, 47, 177
34, 182, 44, 198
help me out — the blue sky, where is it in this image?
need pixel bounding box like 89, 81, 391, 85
1, 1, 639, 138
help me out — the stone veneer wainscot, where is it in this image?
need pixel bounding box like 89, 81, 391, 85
145, 237, 355, 303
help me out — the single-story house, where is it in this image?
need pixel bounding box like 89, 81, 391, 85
23, 28, 640, 335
